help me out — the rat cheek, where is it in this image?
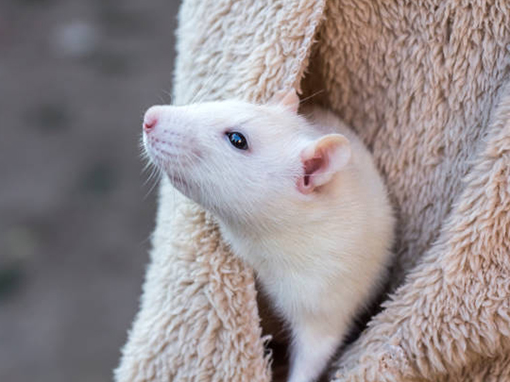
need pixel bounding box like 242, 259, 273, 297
143, 137, 163, 169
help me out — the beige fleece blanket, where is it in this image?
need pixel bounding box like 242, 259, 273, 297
115, 1, 510, 381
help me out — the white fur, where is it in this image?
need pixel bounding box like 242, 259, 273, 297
142, 97, 394, 382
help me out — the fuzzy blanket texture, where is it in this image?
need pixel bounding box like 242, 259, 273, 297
115, 1, 510, 381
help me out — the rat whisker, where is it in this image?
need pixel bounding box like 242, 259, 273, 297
161, 89, 174, 104
299, 89, 325, 104
142, 163, 160, 187
172, 152, 193, 197
157, 93, 166, 105
142, 161, 163, 200
189, 73, 221, 104
143, 174, 161, 200
142, 158, 161, 183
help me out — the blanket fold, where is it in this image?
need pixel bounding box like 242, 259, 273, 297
116, 1, 510, 381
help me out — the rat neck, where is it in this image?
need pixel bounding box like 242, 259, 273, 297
216, 204, 346, 275
215, 172, 364, 276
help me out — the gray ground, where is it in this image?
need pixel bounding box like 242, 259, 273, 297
0, 1, 180, 381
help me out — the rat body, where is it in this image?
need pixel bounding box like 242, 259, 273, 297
142, 90, 394, 382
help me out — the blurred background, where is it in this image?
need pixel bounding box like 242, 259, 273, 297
0, 1, 180, 381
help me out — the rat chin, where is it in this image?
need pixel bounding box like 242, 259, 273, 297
166, 173, 194, 197
165, 172, 212, 211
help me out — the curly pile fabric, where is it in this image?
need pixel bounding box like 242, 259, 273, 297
115, 1, 510, 381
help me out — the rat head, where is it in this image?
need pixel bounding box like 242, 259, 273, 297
142, 89, 351, 229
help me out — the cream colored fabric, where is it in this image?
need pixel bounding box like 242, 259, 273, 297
115, 1, 510, 381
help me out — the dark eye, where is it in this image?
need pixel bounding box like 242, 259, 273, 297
226, 131, 248, 150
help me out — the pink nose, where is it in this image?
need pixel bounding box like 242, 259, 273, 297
143, 117, 157, 131
143, 108, 159, 132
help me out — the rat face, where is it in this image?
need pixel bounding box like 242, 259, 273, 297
142, 90, 351, 229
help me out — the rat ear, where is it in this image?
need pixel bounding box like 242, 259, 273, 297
297, 134, 351, 194
269, 89, 300, 113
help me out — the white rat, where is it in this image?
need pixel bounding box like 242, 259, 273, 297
142, 89, 394, 382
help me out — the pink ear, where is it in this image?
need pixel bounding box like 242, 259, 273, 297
269, 89, 300, 113
297, 134, 351, 194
